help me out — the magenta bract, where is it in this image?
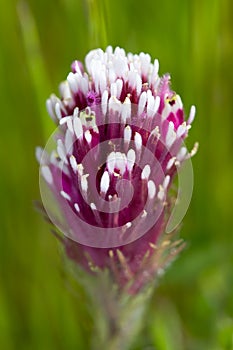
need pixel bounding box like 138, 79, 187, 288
37, 47, 197, 292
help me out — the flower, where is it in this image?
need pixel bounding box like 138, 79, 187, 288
37, 46, 197, 293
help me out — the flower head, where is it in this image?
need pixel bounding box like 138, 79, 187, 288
37, 46, 197, 293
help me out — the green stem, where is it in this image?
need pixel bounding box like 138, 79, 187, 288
90, 280, 153, 350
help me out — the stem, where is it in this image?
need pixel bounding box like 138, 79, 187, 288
90, 278, 153, 350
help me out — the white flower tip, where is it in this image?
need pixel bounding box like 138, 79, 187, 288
100, 171, 110, 194
124, 125, 132, 143
41, 166, 53, 185
122, 97, 131, 122
154, 59, 159, 73
177, 146, 187, 161
57, 139, 67, 163
35, 147, 43, 163
157, 185, 165, 201
127, 149, 136, 171
90, 202, 96, 210
73, 116, 83, 139
60, 190, 71, 201
59, 116, 71, 126
74, 203, 80, 212
77, 163, 84, 176
141, 164, 151, 180
107, 152, 116, 173
84, 130, 92, 144
115, 152, 126, 174
166, 122, 176, 148
55, 102, 62, 120
134, 132, 142, 150
141, 209, 147, 218
109, 96, 121, 114
189, 142, 199, 157
148, 180, 156, 199
138, 91, 147, 115
70, 155, 78, 173
166, 157, 176, 171
81, 174, 89, 192
125, 222, 132, 228
177, 122, 187, 138
188, 105, 196, 125
163, 175, 170, 190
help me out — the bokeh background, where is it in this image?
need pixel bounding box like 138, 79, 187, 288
0, 0, 233, 349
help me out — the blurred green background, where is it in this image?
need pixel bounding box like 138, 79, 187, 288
0, 0, 233, 349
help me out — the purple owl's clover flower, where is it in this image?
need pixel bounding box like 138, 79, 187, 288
37, 46, 198, 294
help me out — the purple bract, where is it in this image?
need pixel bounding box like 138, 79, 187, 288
37, 47, 197, 292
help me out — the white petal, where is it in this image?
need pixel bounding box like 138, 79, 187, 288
124, 125, 132, 144
77, 163, 84, 176
73, 107, 79, 118
116, 79, 123, 99
110, 82, 117, 97
177, 147, 187, 161
136, 74, 142, 96
100, 171, 110, 193
163, 175, 170, 190
153, 96, 160, 115
90, 202, 96, 210
127, 149, 136, 171
166, 157, 176, 170
60, 190, 71, 201
157, 185, 165, 201
107, 152, 116, 173
121, 97, 131, 122
65, 129, 74, 154
59, 81, 72, 100
115, 152, 126, 174
166, 122, 176, 148
138, 91, 147, 115
57, 139, 67, 163
150, 59, 159, 83
177, 122, 187, 138
35, 147, 43, 163
41, 166, 53, 185
80, 75, 89, 95
67, 72, 78, 92
101, 90, 108, 116
70, 155, 78, 173
46, 99, 56, 121
109, 96, 122, 114
147, 90, 155, 117
176, 95, 183, 109
188, 105, 196, 125
134, 132, 142, 151
73, 117, 83, 139
59, 116, 72, 125
85, 130, 92, 144
141, 164, 151, 180
148, 180, 156, 199
81, 175, 88, 192
55, 102, 62, 120
74, 203, 80, 212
